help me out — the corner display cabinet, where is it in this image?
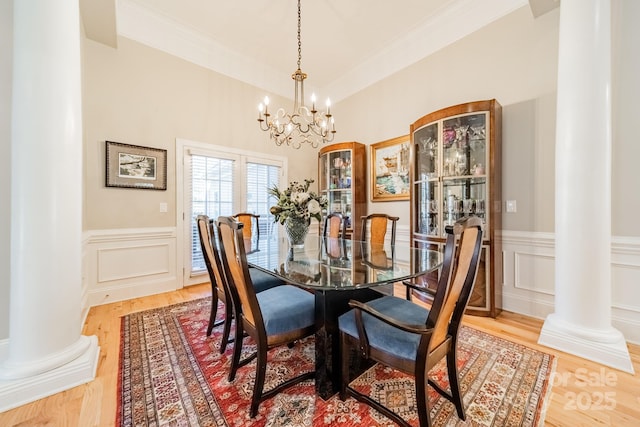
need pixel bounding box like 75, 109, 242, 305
318, 142, 367, 240
410, 100, 502, 317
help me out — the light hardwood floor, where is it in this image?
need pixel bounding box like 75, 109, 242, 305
1, 282, 638, 426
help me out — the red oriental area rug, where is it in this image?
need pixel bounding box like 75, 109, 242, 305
117, 298, 555, 426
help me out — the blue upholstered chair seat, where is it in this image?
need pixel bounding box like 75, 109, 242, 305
257, 285, 315, 336
338, 296, 430, 362
248, 268, 282, 293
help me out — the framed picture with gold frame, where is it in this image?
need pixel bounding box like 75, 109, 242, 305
105, 141, 167, 190
370, 135, 410, 202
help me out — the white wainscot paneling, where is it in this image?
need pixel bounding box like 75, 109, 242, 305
514, 252, 555, 294
98, 244, 169, 281
500, 231, 556, 319
499, 231, 640, 344
611, 237, 640, 344
85, 227, 178, 306
80, 234, 90, 330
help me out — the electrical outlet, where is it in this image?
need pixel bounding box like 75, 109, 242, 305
506, 200, 517, 213
160, 202, 168, 213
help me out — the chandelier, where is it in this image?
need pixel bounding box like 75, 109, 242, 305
257, 0, 336, 149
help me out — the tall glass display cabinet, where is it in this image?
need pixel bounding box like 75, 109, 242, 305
318, 142, 367, 240
410, 100, 502, 317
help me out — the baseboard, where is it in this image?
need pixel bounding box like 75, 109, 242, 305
0, 335, 100, 412
502, 290, 554, 319
88, 278, 178, 306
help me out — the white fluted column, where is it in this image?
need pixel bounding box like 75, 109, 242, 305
538, 0, 633, 373
0, 0, 99, 410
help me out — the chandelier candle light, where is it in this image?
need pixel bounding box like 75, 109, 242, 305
257, 0, 336, 149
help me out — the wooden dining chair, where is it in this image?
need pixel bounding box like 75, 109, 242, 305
196, 215, 282, 352
216, 216, 317, 418
360, 214, 399, 288
360, 213, 399, 245
196, 215, 235, 351
323, 211, 348, 238
233, 212, 261, 241
338, 216, 484, 427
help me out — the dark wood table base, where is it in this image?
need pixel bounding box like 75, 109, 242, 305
313, 287, 390, 399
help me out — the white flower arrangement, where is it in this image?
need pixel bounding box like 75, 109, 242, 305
268, 179, 327, 224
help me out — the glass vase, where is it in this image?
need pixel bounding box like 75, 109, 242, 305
284, 216, 310, 248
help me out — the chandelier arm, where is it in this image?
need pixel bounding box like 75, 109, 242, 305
258, 120, 271, 132
309, 125, 329, 138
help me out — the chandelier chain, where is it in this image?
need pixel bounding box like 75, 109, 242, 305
297, 0, 302, 71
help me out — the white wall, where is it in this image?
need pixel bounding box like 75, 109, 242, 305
336, 6, 560, 232
611, 0, 640, 236
82, 36, 318, 231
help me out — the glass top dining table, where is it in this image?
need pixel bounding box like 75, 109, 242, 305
245, 233, 442, 291
245, 231, 443, 398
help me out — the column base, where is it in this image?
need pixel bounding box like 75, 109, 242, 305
0, 335, 100, 412
539, 313, 634, 374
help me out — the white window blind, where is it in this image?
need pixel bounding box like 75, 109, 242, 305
191, 155, 235, 273
246, 162, 280, 237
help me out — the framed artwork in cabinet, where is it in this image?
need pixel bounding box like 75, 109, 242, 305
370, 135, 410, 202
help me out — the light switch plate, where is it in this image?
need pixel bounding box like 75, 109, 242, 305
160, 202, 168, 213
506, 200, 517, 213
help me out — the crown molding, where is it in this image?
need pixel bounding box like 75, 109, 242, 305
326, 0, 528, 102
116, 0, 528, 102
116, 0, 291, 98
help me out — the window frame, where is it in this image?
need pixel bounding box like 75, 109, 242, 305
176, 138, 286, 287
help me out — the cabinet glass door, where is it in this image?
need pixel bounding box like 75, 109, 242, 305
442, 113, 487, 178
412, 240, 441, 294
413, 122, 439, 237
416, 181, 439, 236
441, 112, 489, 234
442, 178, 487, 227
325, 150, 353, 227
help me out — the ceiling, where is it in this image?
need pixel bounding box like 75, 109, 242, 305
82, 0, 556, 102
